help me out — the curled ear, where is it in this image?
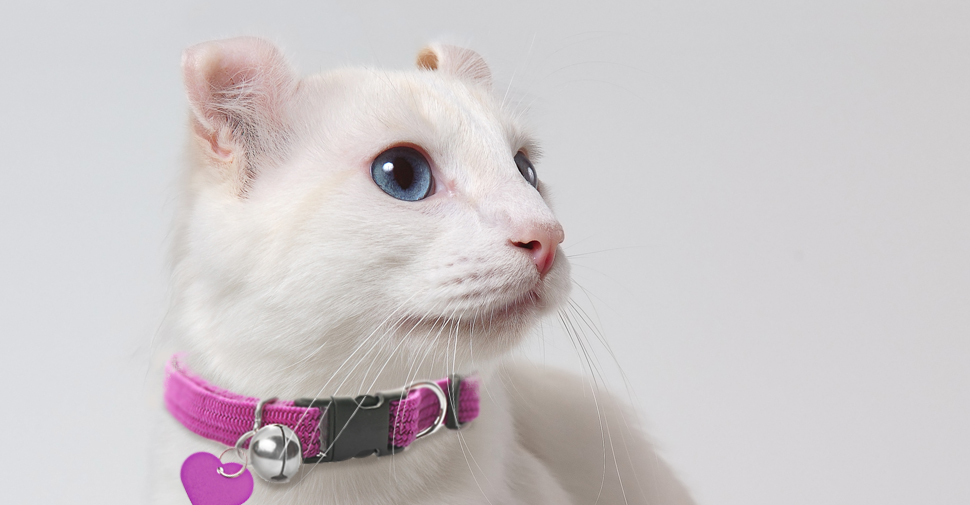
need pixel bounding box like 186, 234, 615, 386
416, 43, 492, 90
182, 37, 297, 189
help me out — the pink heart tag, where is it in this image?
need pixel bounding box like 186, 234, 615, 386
181, 452, 254, 505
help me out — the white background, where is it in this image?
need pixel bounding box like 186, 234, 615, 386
1, 1, 968, 503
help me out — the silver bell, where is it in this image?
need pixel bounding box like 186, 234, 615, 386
249, 424, 302, 482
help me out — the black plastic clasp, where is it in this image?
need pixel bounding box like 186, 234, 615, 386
294, 393, 396, 463
444, 374, 465, 430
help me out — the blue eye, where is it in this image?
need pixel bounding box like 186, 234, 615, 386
514, 151, 537, 188
371, 146, 434, 201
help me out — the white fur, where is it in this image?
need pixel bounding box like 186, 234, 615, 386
152, 37, 694, 505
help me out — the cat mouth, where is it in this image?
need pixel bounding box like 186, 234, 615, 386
458, 287, 544, 327
398, 287, 544, 335
496, 288, 542, 317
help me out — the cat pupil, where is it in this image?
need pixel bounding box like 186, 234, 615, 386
392, 157, 414, 189
370, 146, 433, 201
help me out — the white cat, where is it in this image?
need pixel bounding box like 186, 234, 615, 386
152, 36, 694, 505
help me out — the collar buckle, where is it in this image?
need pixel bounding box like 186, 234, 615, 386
294, 380, 448, 463
295, 393, 393, 463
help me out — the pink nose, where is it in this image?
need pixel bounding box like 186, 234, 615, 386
511, 224, 565, 277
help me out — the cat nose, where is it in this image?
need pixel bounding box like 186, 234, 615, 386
511, 223, 564, 277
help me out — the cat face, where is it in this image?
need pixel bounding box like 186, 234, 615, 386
174, 38, 569, 371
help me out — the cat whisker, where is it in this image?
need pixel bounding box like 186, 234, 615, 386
290, 299, 456, 489
287, 296, 435, 476
283, 289, 424, 373
353, 296, 454, 397
567, 286, 641, 408
448, 310, 500, 505
455, 429, 497, 505
560, 302, 639, 505
558, 308, 614, 504
565, 287, 654, 502
565, 245, 645, 259
389, 305, 450, 481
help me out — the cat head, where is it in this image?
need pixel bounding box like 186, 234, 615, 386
172, 37, 570, 383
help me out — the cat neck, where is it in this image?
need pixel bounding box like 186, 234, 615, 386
174, 308, 499, 403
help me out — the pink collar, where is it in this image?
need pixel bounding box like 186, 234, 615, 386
164, 355, 480, 463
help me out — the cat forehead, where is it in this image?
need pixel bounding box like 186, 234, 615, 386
297, 68, 536, 168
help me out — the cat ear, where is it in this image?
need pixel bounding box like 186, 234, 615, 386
416, 43, 492, 89
182, 37, 297, 188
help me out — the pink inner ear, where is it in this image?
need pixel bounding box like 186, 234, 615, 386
181, 37, 293, 134
194, 123, 233, 161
